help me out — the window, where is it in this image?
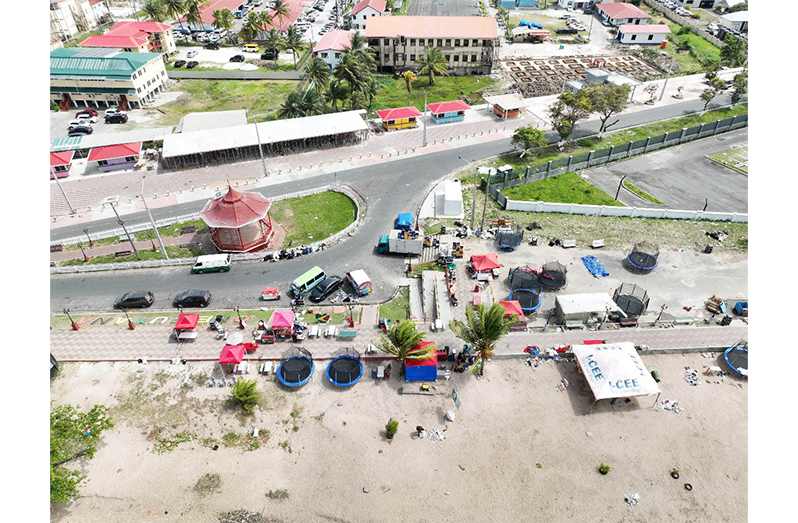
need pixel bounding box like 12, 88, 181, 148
132, 73, 137, 79
384, 53, 389, 61
335, 52, 341, 58
445, 39, 451, 46
428, 39, 434, 46
453, 55, 459, 62
648, 34, 654, 41
97, 160, 108, 167
631, 34, 637, 40
454, 39, 460, 46
445, 54, 451, 61
471, 54, 477, 62
321, 52, 327, 57
384, 38, 390, 45
410, 39, 416, 46
137, 87, 141, 93
473, 39, 479, 46
125, 156, 137, 162
437, 39, 442, 46
410, 54, 415, 61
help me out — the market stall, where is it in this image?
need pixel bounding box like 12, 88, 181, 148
271, 311, 295, 340
572, 342, 661, 405
173, 313, 199, 342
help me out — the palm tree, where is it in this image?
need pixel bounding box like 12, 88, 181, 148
376, 320, 433, 369
284, 26, 304, 69
271, 0, 291, 27
449, 303, 517, 376
278, 91, 305, 118
401, 70, 417, 105
326, 79, 347, 111
304, 57, 332, 91
230, 378, 260, 412
212, 8, 235, 44
240, 11, 264, 42
362, 75, 379, 113
348, 30, 369, 52
262, 28, 285, 59
184, 0, 209, 32
301, 88, 325, 116
416, 47, 448, 86
163, 0, 186, 31
142, 0, 166, 21
334, 52, 364, 92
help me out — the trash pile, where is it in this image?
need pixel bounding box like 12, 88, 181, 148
554, 378, 570, 392
427, 428, 445, 442
705, 230, 729, 242
624, 492, 640, 508
658, 399, 684, 414
218, 510, 272, 523
684, 368, 701, 386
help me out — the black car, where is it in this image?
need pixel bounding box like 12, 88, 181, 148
114, 291, 154, 309
309, 276, 344, 303
173, 289, 212, 308
173, 60, 187, 67
230, 54, 245, 62
186, 60, 199, 69
67, 124, 93, 134
261, 48, 279, 60
556, 28, 578, 34
105, 113, 128, 124
204, 42, 221, 50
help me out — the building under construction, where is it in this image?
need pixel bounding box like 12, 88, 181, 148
161, 110, 370, 170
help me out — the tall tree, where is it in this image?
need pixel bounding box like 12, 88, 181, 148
240, 10, 265, 42
212, 8, 235, 44
416, 47, 448, 86
301, 88, 326, 116
162, 0, 186, 30
700, 76, 727, 112
184, 0, 209, 31
376, 320, 432, 368
326, 78, 348, 111
334, 52, 365, 92
284, 26, 304, 68
51, 404, 114, 504
449, 303, 517, 377
305, 56, 333, 91
548, 90, 592, 143
271, 0, 291, 26
730, 71, 747, 104
262, 27, 285, 58
401, 70, 417, 105
348, 30, 369, 52
584, 83, 631, 134
142, 0, 167, 21
279, 91, 306, 118
511, 126, 547, 158
720, 34, 747, 68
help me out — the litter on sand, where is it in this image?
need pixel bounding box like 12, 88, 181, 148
624, 492, 640, 507
555, 378, 570, 392
658, 399, 684, 414
428, 428, 445, 442
684, 368, 702, 386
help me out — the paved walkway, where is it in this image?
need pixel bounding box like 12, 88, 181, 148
50, 232, 205, 262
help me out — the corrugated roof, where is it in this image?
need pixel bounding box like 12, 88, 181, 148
79, 35, 149, 48
50, 48, 162, 78
50, 136, 85, 152
201, 185, 272, 228
79, 126, 175, 149
426, 100, 470, 114
87, 142, 142, 162
50, 150, 75, 167
483, 93, 525, 110
596, 3, 651, 19
263, 0, 305, 32
352, 0, 386, 15
313, 30, 353, 53
619, 24, 671, 34
108, 21, 172, 35
376, 106, 423, 120
364, 16, 498, 39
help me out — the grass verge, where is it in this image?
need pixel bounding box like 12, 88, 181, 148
270, 191, 357, 247
379, 287, 410, 324
502, 172, 624, 206
623, 180, 665, 205
61, 245, 204, 266
371, 74, 498, 114
707, 146, 748, 175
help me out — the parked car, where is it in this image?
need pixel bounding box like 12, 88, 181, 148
67, 124, 93, 135
204, 42, 221, 50
173, 59, 187, 67
173, 289, 212, 308
186, 60, 199, 69
187, 50, 198, 58
67, 120, 92, 131
309, 275, 344, 302
114, 291, 155, 309
76, 114, 98, 124
261, 48, 279, 60
76, 109, 98, 118
230, 54, 246, 62
105, 107, 125, 116
105, 113, 129, 124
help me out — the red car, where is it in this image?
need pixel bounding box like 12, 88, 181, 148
76, 109, 98, 117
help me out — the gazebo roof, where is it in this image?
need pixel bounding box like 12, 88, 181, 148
200, 185, 272, 229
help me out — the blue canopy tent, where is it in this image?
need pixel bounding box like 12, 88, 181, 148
405, 341, 438, 382
395, 213, 414, 231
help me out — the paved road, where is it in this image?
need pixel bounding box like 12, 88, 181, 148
167, 70, 303, 80
407, 0, 480, 16
582, 128, 748, 213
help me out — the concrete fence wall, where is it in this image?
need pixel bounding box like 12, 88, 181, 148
502, 199, 748, 222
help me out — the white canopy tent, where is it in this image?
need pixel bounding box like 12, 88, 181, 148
572, 342, 661, 404
555, 293, 626, 324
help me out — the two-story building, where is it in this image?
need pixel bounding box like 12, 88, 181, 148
50, 48, 168, 111
312, 30, 354, 70
79, 21, 176, 56
50, 0, 100, 42
672, 0, 720, 9
596, 3, 651, 26
364, 16, 499, 75
349, 0, 386, 31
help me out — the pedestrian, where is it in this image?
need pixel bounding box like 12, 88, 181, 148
416, 426, 425, 438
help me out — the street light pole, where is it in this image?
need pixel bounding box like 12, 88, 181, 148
83, 228, 94, 247
659, 59, 674, 101
480, 173, 491, 233
78, 242, 89, 263
51, 168, 76, 214
248, 108, 268, 177
614, 174, 627, 201
110, 202, 141, 260
422, 88, 428, 147
141, 177, 168, 260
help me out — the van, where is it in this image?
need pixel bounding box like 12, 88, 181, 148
242, 43, 259, 53
192, 254, 232, 274
290, 266, 326, 297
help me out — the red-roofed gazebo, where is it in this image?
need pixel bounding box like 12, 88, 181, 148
87, 142, 142, 173
200, 184, 274, 253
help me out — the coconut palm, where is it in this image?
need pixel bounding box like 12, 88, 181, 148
376, 320, 432, 368
142, 0, 167, 21
401, 70, 417, 105
416, 47, 448, 86
347, 30, 369, 52
240, 11, 264, 42
304, 57, 332, 91
301, 88, 325, 116
184, 0, 209, 31
231, 378, 260, 412
449, 303, 517, 376
278, 91, 306, 118
271, 0, 291, 26
284, 26, 304, 69
362, 75, 379, 113
212, 8, 235, 44
163, 0, 186, 31
334, 52, 364, 92
262, 28, 285, 58
326, 78, 347, 111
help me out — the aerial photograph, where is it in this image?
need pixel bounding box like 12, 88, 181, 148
46, 0, 756, 522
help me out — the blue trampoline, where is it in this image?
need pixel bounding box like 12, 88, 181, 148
509, 269, 542, 312
496, 231, 522, 251
326, 348, 363, 387
625, 242, 659, 274
277, 347, 315, 388
723, 340, 748, 377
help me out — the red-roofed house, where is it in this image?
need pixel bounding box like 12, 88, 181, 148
349, 0, 386, 31
176, 0, 243, 28
79, 21, 176, 55
596, 3, 651, 26
365, 16, 499, 74
312, 30, 353, 70
50, 151, 75, 179
376, 106, 422, 131
87, 142, 142, 172
260, 0, 305, 32
426, 100, 470, 124
618, 24, 671, 45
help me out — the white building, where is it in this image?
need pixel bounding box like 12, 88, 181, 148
312, 30, 353, 71
617, 24, 671, 45
349, 0, 386, 31
557, 0, 594, 10
672, 0, 721, 8
50, 0, 100, 43
719, 11, 748, 32
596, 3, 651, 26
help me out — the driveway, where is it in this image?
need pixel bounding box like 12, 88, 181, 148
498, 10, 614, 59
580, 128, 748, 213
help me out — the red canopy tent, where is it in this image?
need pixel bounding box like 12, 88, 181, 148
219, 344, 246, 364
174, 313, 199, 330
405, 341, 438, 382
271, 310, 295, 338
500, 300, 524, 318
471, 253, 500, 272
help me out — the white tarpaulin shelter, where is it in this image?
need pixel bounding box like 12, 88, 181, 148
555, 293, 626, 323
573, 342, 661, 401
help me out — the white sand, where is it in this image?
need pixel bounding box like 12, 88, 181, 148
50, 353, 747, 522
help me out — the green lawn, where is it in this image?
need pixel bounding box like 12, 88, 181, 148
378, 287, 410, 323
623, 180, 665, 205
707, 146, 748, 175
61, 245, 204, 266
371, 74, 498, 113
269, 191, 357, 247
159, 80, 299, 126
502, 171, 624, 206
639, 5, 720, 73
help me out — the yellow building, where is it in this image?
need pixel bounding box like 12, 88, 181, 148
376, 106, 423, 131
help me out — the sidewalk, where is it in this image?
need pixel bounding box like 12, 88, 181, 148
50, 231, 207, 263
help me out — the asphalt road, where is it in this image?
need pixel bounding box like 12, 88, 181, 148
582, 128, 748, 213
407, 0, 480, 16
50, 96, 741, 312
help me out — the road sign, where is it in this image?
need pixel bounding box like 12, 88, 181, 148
451, 387, 461, 409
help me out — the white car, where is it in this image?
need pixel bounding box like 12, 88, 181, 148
77, 114, 98, 124
187, 50, 198, 58
105, 108, 126, 117
68, 119, 91, 129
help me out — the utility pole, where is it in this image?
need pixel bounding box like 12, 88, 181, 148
659, 58, 674, 101
248, 108, 268, 177
480, 172, 491, 233
614, 174, 627, 201
51, 168, 76, 214
422, 88, 428, 147
83, 228, 94, 247
110, 202, 141, 260
140, 190, 168, 259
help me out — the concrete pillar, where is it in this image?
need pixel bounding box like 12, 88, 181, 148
586, 150, 594, 167
525, 165, 530, 178
566, 156, 572, 172
545, 160, 552, 178
608, 145, 615, 161
644, 137, 651, 152
679, 127, 687, 143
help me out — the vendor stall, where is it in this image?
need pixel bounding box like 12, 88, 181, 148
271, 311, 295, 340
405, 341, 438, 382
555, 293, 626, 325
173, 313, 199, 342
219, 344, 246, 365
572, 342, 661, 405
347, 269, 372, 296
469, 253, 501, 279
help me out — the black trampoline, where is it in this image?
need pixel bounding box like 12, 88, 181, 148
538, 261, 567, 291
625, 242, 659, 274
277, 347, 315, 388
510, 289, 541, 312
509, 269, 542, 293
326, 348, 363, 387
509, 269, 542, 312
723, 339, 748, 377
613, 283, 650, 317
496, 231, 522, 251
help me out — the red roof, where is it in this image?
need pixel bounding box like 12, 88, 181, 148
79, 34, 149, 48
108, 21, 172, 35
50, 150, 74, 167
365, 16, 498, 39
376, 106, 423, 121
405, 341, 437, 367
619, 24, 671, 34
313, 30, 353, 54
470, 253, 500, 272
87, 142, 142, 163
426, 100, 471, 114
79, 21, 172, 48
200, 185, 272, 228
176, 0, 242, 26
352, 0, 386, 15
264, 0, 305, 32
499, 300, 524, 318
175, 313, 199, 330
596, 3, 651, 19
219, 344, 246, 364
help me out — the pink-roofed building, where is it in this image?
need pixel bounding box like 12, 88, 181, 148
87, 142, 142, 172
349, 0, 387, 31
79, 21, 176, 55
312, 30, 354, 70
617, 24, 671, 45
596, 3, 651, 26
260, 0, 306, 33
365, 16, 499, 74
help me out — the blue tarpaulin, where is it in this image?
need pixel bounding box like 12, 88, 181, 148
519, 20, 531, 28
582, 256, 609, 278
395, 213, 414, 230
